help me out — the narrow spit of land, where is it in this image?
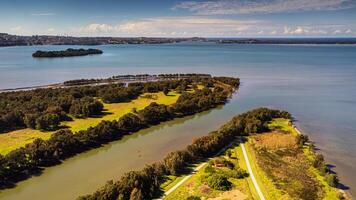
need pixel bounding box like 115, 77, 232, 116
0, 74, 239, 193
162, 117, 346, 200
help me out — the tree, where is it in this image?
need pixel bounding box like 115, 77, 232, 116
163, 87, 169, 96
35, 113, 60, 131
207, 174, 232, 191
130, 188, 143, 200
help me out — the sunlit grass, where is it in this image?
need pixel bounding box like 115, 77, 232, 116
0, 129, 52, 155
64, 91, 180, 132
0, 91, 180, 155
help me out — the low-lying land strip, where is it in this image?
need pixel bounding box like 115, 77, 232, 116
161, 118, 346, 200
78, 108, 291, 200
0, 75, 239, 189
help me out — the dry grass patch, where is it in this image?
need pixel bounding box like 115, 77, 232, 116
207, 189, 248, 200
252, 132, 298, 150
251, 132, 324, 200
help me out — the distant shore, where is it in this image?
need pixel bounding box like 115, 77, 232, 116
0, 74, 212, 93
1, 33, 356, 47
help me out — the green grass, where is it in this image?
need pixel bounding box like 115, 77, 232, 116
0, 91, 180, 155
161, 163, 199, 192
0, 129, 52, 155
163, 145, 254, 200
234, 144, 260, 200
268, 118, 298, 136
63, 91, 180, 132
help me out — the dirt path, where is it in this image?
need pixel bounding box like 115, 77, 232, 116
241, 143, 266, 200
160, 140, 237, 199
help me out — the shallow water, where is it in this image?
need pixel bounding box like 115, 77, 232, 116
0, 43, 355, 198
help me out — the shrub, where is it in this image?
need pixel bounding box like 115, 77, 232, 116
325, 173, 339, 187
204, 164, 215, 174
227, 168, 249, 179
186, 196, 201, 200
207, 174, 232, 191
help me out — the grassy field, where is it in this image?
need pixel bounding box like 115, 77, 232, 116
163, 144, 255, 200
0, 91, 180, 155
63, 91, 180, 132
250, 118, 342, 200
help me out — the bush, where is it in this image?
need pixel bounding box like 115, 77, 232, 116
325, 173, 339, 187
207, 174, 232, 191
226, 168, 249, 179
186, 196, 201, 200
204, 164, 215, 174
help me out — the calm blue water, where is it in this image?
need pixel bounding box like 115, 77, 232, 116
0, 43, 356, 195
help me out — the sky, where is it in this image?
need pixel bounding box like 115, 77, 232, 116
1, 0, 356, 37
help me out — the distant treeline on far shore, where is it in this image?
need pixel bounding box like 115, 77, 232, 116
63, 74, 212, 86
32, 48, 103, 58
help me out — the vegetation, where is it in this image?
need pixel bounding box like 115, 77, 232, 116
32, 48, 103, 57
249, 118, 343, 200
0, 91, 179, 155
0, 77, 221, 134
0, 76, 240, 189
77, 108, 290, 200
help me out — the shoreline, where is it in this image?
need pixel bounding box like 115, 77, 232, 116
0, 74, 211, 93
292, 123, 351, 199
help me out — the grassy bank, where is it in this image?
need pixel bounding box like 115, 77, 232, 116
163, 118, 345, 200
249, 118, 343, 200
0, 91, 180, 155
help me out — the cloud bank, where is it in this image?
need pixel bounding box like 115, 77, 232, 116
173, 0, 356, 15
73, 17, 261, 37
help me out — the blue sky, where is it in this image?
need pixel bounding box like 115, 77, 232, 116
1, 0, 356, 37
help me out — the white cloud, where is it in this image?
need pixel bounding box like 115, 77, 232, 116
10, 26, 23, 32
73, 17, 262, 37
77, 23, 115, 34
173, 0, 356, 15
70, 18, 356, 37
282, 26, 342, 35
9, 26, 25, 34
345, 29, 353, 34
45, 28, 56, 35
333, 29, 342, 34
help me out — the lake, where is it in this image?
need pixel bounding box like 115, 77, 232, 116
0, 43, 355, 198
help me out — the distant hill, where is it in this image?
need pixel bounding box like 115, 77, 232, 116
1, 33, 356, 47
0, 33, 206, 47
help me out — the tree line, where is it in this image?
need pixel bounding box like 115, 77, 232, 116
0, 76, 239, 189
77, 108, 291, 200
0, 76, 230, 133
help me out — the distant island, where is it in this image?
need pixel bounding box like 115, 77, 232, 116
32, 48, 103, 58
